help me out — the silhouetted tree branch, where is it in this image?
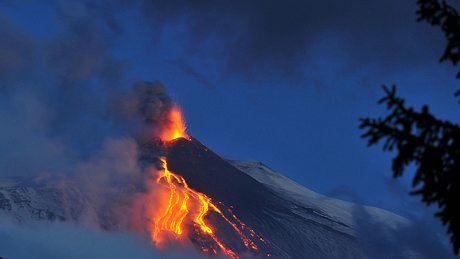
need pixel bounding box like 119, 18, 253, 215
360, 85, 460, 254
418, 0, 460, 78
361, 0, 460, 254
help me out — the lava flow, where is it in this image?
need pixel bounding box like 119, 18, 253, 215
147, 105, 267, 258
153, 158, 240, 258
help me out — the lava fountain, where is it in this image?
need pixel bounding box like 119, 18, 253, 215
158, 105, 190, 141
146, 105, 267, 258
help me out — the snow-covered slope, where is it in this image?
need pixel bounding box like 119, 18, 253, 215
229, 160, 409, 232
227, 160, 460, 259
0, 178, 78, 222
0, 178, 118, 229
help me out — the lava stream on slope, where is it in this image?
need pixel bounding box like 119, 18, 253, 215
150, 156, 268, 258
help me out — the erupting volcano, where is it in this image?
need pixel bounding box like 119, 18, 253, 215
145, 104, 268, 258
0, 82, 424, 259
121, 82, 409, 259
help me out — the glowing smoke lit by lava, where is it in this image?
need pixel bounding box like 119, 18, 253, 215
159, 105, 190, 141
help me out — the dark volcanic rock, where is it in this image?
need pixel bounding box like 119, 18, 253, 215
165, 138, 365, 258
166, 137, 283, 211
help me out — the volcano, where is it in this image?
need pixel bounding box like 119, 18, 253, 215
0, 135, 422, 258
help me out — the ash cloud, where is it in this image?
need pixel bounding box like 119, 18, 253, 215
18, 0, 441, 86
2, 0, 444, 90
135, 0, 444, 84
0, 3, 200, 257
0, 0, 175, 208
0, 1, 129, 177
121, 80, 173, 125
0, 3, 180, 257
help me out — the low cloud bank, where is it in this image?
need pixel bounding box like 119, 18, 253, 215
0, 218, 200, 259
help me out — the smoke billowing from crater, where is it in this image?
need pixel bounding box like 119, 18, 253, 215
120, 80, 188, 143
0, 4, 192, 252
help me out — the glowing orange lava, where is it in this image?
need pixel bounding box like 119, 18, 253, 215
159, 105, 190, 141
153, 158, 239, 258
